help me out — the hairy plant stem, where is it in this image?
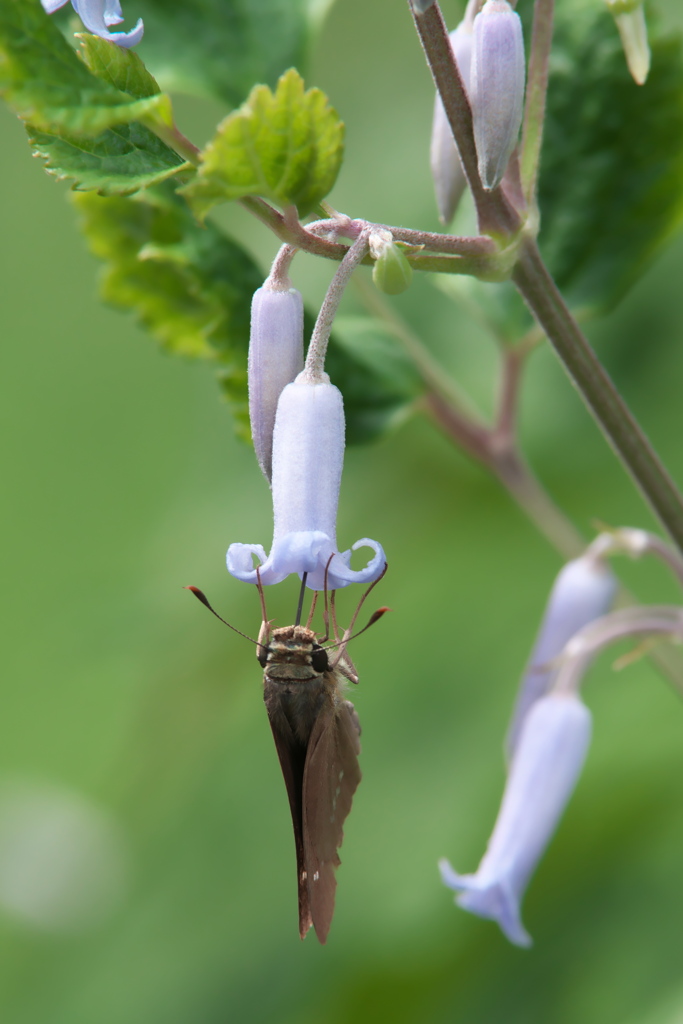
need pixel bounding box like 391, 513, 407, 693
513, 238, 683, 554
150, 121, 201, 166
520, 0, 554, 203
239, 197, 496, 272
303, 233, 370, 382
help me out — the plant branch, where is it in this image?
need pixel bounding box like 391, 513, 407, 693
520, 0, 555, 203
513, 237, 683, 554
303, 232, 371, 382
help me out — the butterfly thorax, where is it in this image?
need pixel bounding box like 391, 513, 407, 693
263, 625, 332, 745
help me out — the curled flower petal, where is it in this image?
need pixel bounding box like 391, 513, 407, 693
506, 554, 616, 759
227, 378, 385, 590
104, 0, 124, 25
228, 532, 385, 590
44, 0, 144, 47
226, 543, 270, 582
73, 0, 143, 46
441, 692, 592, 947
470, 0, 525, 190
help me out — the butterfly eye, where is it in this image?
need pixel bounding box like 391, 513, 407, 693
257, 646, 269, 668
311, 646, 329, 673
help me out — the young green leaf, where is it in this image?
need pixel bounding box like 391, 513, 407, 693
535, 0, 683, 312
76, 33, 165, 104
0, 1, 169, 135
27, 122, 187, 195
181, 69, 344, 218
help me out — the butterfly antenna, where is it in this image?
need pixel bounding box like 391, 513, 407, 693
343, 561, 388, 640
328, 607, 391, 662
327, 561, 389, 665
184, 587, 260, 646
294, 572, 308, 627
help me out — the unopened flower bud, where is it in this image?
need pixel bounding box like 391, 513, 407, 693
248, 283, 304, 482
470, 0, 525, 190
506, 554, 617, 759
370, 231, 413, 295
440, 692, 592, 947
606, 1, 650, 85
430, 23, 473, 224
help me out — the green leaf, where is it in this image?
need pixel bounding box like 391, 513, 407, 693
182, 68, 344, 218
27, 121, 186, 195
0, 2, 169, 135
73, 186, 264, 429
322, 316, 423, 444
131, 0, 331, 105
536, 0, 683, 311
76, 32, 167, 108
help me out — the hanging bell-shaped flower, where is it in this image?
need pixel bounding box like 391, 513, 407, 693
505, 553, 617, 759
228, 375, 386, 590
440, 692, 592, 947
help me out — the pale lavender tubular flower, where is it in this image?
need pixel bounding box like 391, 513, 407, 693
430, 23, 473, 224
470, 0, 525, 190
248, 283, 304, 483
440, 692, 592, 947
505, 554, 617, 759
41, 0, 144, 48
227, 377, 386, 590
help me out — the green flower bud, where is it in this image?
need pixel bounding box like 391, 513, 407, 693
370, 231, 413, 296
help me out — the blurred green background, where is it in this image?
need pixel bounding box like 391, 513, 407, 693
2, 1, 683, 1022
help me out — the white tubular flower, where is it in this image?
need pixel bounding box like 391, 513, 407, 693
227, 376, 386, 590
440, 692, 592, 947
248, 283, 304, 482
430, 23, 473, 224
470, 0, 525, 190
505, 554, 617, 759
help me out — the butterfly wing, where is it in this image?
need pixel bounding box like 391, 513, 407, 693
302, 693, 362, 943
265, 708, 313, 940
